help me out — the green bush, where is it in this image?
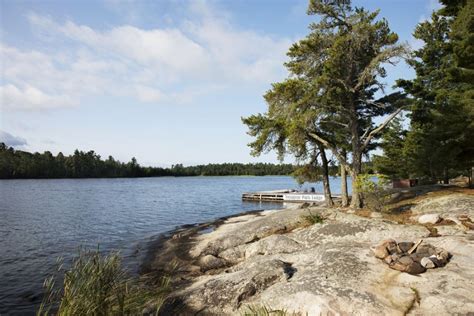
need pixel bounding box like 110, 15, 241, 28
355, 174, 391, 212
37, 249, 169, 316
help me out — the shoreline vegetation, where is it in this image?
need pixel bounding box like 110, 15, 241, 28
0, 143, 299, 179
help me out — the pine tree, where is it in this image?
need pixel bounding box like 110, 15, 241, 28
243, 0, 407, 208
397, 0, 474, 184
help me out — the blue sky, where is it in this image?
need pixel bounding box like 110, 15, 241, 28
1, 0, 439, 166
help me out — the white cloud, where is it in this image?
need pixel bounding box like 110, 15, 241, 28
0, 130, 27, 147
0, 4, 290, 111
0, 84, 77, 110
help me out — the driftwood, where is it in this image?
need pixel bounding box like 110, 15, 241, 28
408, 239, 423, 254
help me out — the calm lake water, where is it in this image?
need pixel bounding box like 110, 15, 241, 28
0, 176, 348, 315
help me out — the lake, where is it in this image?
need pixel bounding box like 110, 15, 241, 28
0, 176, 349, 314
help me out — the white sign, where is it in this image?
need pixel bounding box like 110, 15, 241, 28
282, 194, 325, 202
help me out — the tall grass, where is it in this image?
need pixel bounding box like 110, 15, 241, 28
37, 249, 170, 315
241, 305, 303, 316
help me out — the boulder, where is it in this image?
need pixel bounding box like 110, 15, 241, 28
418, 214, 442, 225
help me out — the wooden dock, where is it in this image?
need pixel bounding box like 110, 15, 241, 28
242, 189, 328, 203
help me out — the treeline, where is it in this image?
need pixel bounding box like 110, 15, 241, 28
372, 1, 473, 183
169, 163, 295, 176
0, 143, 296, 179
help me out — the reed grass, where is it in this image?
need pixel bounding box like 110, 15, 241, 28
37, 248, 170, 316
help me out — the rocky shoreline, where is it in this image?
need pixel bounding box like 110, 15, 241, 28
142, 188, 474, 315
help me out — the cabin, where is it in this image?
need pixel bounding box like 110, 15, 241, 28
392, 179, 418, 188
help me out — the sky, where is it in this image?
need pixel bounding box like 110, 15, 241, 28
0, 0, 440, 167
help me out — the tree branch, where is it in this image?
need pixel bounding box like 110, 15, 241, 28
361, 107, 404, 151
319, 120, 349, 128
307, 132, 351, 173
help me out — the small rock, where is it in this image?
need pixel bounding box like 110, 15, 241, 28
386, 242, 399, 255
385, 253, 401, 264
405, 261, 426, 274
389, 261, 407, 272
377, 239, 399, 254
373, 245, 389, 259
416, 244, 438, 256
398, 242, 415, 253
418, 214, 441, 225
436, 250, 450, 265
398, 256, 414, 266
428, 255, 442, 267
390, 253, 402, 261
409, 253, 425, 263
421, 257, 436, 269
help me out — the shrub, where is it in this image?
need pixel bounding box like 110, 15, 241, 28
355, 174, 391, 212
301, 211, 324, 225
37, 249, 169, 316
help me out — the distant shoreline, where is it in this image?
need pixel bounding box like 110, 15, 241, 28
0, 174, 302, 180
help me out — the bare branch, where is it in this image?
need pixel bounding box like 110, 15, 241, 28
360, 126, 371, 140
361, 107, 404, 151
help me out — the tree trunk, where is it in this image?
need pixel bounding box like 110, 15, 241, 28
470, 167, 473, 188
319, 146, 334, 207
340, 150, 349, 207
349, 120, 363, 209
443, 167, 449, 184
